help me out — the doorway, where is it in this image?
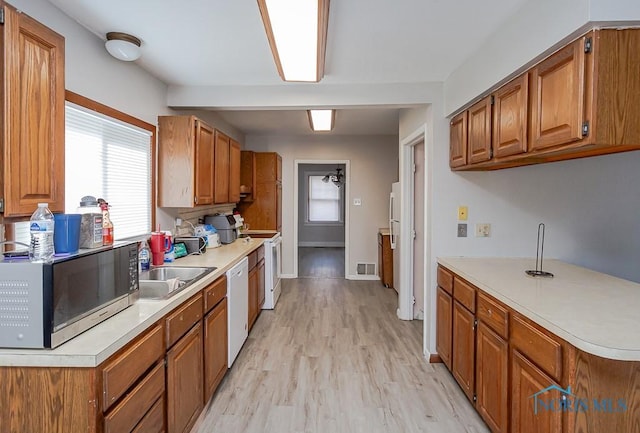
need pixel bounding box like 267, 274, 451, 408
294, 161, 349, 278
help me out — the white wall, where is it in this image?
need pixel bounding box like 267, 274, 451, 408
245, 135, 398, 277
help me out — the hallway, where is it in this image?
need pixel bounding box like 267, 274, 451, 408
192, 278, 489, 433
298, 247, 345, 278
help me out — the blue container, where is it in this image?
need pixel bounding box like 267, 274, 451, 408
54, 214, 82, 254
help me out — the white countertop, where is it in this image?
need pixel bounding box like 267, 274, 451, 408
0, 237, 264, 368
437, 257, 640, 361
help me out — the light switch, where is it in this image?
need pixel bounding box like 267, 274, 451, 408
353, 198, 362, 206
458, 206, 468, 221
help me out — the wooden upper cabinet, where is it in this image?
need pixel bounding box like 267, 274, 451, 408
240, 151, 257, 199
493, 73, 529, 158
194, 121, 214, 206
229, 139, 241, 203
530, 36, 587, 151
158, 116, 214, 207
2, 4, 65, 216
238, 152, 282, 231
449, 111, 468, 168
214, 130, 230, 204
468, 97, 492, 164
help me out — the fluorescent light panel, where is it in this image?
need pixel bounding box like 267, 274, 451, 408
308, 109, 334, 131
258, 0, 329, 82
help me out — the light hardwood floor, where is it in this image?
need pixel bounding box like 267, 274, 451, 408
298, 247, 345, 278
191, 278, 489, 433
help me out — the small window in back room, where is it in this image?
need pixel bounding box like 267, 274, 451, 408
64, 95, 155, 240
308, 175, 341, 222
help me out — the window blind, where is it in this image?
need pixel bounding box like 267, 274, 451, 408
65, 102, 152, 239
308, 175, 340, 222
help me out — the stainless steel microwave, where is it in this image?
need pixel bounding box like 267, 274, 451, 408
0, 242, 139, 349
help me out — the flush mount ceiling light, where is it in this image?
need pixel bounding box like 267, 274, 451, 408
257, 0, 330, 82
105, 32, 142, 61
308, 109, 335, 132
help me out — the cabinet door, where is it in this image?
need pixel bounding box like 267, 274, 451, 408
511, 350, 562, 433
493, 74, 529, 158
204, 298, 228, 403
248, 266, 259, 331
452, 301, 475, 402
229, 139, 241, 203
166, 323, 204, 433
468, 97, 492, 164
194, 121, 214, 206
530, 37, 587, 151
436, 287, 453, 371
449, 111, 468, 168
258, 259, 265, 309
476, 322, 508, 433
214, 131, 230, 204
3, 6, 65, 216
276, 181, 282, 232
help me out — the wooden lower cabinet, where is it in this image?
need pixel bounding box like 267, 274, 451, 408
248, 263, 259, 330
132, 396, 165, 433
476, 322, 508, 433
378, 232, 393, 289
166, 323, 204, 433
436, 287, 453, 370
452, 300, 475, 402
258, 258, 265, 309
511, 350, 562, 433
204, 298, 228, 403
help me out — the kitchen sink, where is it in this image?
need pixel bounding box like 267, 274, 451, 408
138, 266, 216, 299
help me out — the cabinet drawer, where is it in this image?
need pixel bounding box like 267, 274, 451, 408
257, 245, 265, 262
511, 313, 562, 381
132, 395, 165, 433
437, 266, 453, 295
104, 362, 165, 433
477, 292, 509, 339
166, 293, 203, 348
204, 275, 227, 314
248, 250, 258, 270
453, 278, 476, 313
102, 324, 164, 411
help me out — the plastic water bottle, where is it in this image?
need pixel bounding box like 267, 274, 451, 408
29, 203, 55, 262
139, 239, 151, 271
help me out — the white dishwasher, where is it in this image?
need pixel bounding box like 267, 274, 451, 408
226, 257, 248, 367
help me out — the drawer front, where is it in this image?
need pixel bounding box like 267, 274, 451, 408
511, 313, 562, 381
166, 293, 204, 348
477, 292, 509, 339
257, 245, 265, 262
248, 250, 257, 270
204, 275, 227, 313
132, 395, 165, 433
437, 266, 453, 295
102, 324, 164, 411
453, 278, 476, 313
104, 362, 165, 433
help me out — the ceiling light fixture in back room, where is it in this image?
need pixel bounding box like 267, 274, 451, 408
308, 109, 335, 131
257, 0, 330, 82
322, 167, 344, 187
105, 32, 142, 61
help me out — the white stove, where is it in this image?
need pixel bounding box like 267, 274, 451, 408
262, 233, 282, 309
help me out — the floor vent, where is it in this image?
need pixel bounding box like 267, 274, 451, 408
356, 263, 376, 276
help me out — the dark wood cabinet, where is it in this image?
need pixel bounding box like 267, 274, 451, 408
229, 139, 241, 203
239, 152, 282, 231
452, 300, 475, 402
377, 232, 393, 289
468, 97, 493, 164
1, 3, 65, 216
476, 322, 508, 433
214, 130, 230, 204
449, 111, 468, 168
258, 256, 266, 309
166, 323, 204, 433
203, 297, 227, 403
493, 73, 529, 158
248, 263, 259, 330
436, 287, 453, 370
248, 246, 265, 331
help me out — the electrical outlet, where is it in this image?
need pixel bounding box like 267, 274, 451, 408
458, 206, 468, 221
475, 223, 491, 237
457, 223, 468, 237
353, 198, 362, 206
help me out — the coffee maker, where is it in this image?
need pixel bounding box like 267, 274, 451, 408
204, 214, 238, 244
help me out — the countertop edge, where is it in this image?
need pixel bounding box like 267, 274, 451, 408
437, 257, 640, 362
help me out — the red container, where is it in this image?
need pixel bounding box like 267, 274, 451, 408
149, 231, 167, 265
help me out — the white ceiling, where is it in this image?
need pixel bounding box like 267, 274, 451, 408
47, 0, 528, 135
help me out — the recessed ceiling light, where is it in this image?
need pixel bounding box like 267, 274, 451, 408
308, 109, 335, 131
257, 0, 330, 82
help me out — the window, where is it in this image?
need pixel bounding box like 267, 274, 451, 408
64, 93, 155, 239
308, 175, 341, 222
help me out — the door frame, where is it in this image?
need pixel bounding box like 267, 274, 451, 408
293, 159, 351, 278
398, 124, 429, 322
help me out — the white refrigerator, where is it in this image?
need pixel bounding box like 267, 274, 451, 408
389, 182, 401, 292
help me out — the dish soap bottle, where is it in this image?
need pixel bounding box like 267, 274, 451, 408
163, 230, 175, 263
98, 198, 114, 245
29, 203, 55, 263
139, 239, 151, 271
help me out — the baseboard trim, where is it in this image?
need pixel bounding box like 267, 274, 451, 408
281, 274, 297, 279
298, 242, 345, 247
346, 274, 381, 281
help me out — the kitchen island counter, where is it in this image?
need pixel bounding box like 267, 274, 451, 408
437, 257, 640, 361
0, 238, 264, 367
